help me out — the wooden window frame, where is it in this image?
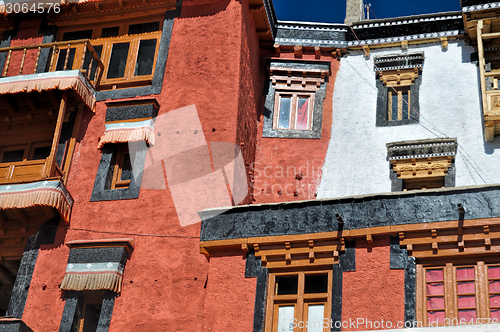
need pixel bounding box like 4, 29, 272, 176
417, 261, 500, 326
55, 18, 163, 90
71, 290, 105, 332
273, 92, 315, 131
387, 85, 411, 122
265, 269, 332, 332
111, 146, 131, 190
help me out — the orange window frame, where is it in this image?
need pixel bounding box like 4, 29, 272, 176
111, 147, 131, 190
55, 19, 163, 89
273, 92, 315, 131
265, 269, 332, 332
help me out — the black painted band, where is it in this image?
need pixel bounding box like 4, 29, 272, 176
67, 247, 128, 265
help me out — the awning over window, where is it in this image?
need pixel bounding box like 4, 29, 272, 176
60, 242, 133, 293
97, 118, 155, 149
0, 180, 73, 222
0, 70, 96, 111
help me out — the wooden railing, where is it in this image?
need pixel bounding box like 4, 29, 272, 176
0, 158, 64, 185
0, 39, 104, 89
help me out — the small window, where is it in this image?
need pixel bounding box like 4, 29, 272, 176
128, 22, 160, 35
62, 30, 93, 41
273, 93, 314, 131
101, 27, 119, 38
70, 291, 105, 332
1, 148, 25, 163
388, 86, 410, 121
134, 39, 157, 76
108, 146, 132, 190
107, 42, 130, 79
29, 143, 52, 160
267, 270, 332, 332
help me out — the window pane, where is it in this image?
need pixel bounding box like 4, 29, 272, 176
83, 45, 103, 81
427, 311, 445, 324
457, 268, 475, 280
62, 30, 92, 41
31, 146, 51, 160
457, 281, 475, 294
458, 295, 476, 308
490, 280, 500, 293
307, 305, 325, 332
489, 266, 500, 279
427, 283, 444, 296
458, 310, 476, 322
278, 97, 291, 129
82, 303, 102, 332
491, 308, 500, 320
276, 306, 294, 332
107, 43, 130, 79
56, 48, 76, 71
426, 269, 444, 282
128, 22, 160, 34
391, 92, 398, 121
134, 39, 157, 76
2, 149, 24, 163
402, 91, 409, 120
120, 153, 132, 181
491, 294, 500, 308
305, 274, 328, 294
276, 275, 298, 295
427, 297, 445, 310
101, 27, 119, 38
296, 97, 309, 130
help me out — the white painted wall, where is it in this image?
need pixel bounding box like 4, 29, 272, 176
317, 40, 500, 199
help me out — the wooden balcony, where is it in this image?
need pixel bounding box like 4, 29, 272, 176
0, 159, 63, 185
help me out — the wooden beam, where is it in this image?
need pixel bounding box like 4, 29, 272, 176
0, 264, 15, 284
485, 120, 495, 142
362, 45, 370, 58
478, 20, 490, 143
46, 92, 68, 178
401, 40, 408, 51
294, 45, 302, 58
42, 206, 56, 220
440, 37, 448, 50
314, 46, 321, 59
481, 32, 500, 40
47, 91, 60, 109
62, 103, 83, 183
273, 43, 280, 55
14, 210, 28, 224
0, 96, 15, 115
25, 94, 37, 112
0, 211, 5, 227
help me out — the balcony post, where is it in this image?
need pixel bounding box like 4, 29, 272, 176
46, 91, 68, 178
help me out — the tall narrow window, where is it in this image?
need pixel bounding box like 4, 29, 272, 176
70, 291, 105, 332
110, 147, 132, 190
388, 87, 410, 121
107, 43, 130, 79
134, 39, 157, 76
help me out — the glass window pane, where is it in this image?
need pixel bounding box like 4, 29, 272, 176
120, 153, 132, 181
457, 281, 475, 294
2, 149, 24, 163
62, 30, 92, 41
489, 266, 500, 279
276, 306, 294, 332
427, 311, 445, 325
427, 283, 444, 296
458, 310, 476, 322
128, 22, 160, 35
296, 97, 309, 130
134, 39, 157, 76
101, 27, 119, 38
427, 297, 445, 310
107, 42, 130, 79
31, 146, 51, 160
491, 294, 500, 308
426, 269, 444, 282
82, 303, 102, 332
276, 275, 298, 295
491, 308, 500, 320
56, 48, 76, 71
490, 280, 500, 293
305, 274, 328, 294
391, 92, 398, 121
278, 96, 291, 129
458, 295, 476, 308
457, 268, 475, 280
402, 91, 409, 120
83, 45, 103, 81
307, 305, 325, 332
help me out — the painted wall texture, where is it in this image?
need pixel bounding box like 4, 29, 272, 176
318, 40, 500, 199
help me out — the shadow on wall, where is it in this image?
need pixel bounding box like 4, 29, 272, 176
180, 0, 231, 18
484, 139, 500, 154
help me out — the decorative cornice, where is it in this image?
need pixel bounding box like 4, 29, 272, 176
351, 14, 462, 29
387, 138, 458, 161
275, 37, 347, 48
277, 23, 347, 33
462, 2, 500, 12
374, 53, 424, 72
348, 30, 461, 47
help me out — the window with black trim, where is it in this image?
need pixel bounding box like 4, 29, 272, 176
375, 53, 424, 127
265, 270, 332, 331
56, 19, 163, 90
70, 291, 105, 332
263, 61, 330, 139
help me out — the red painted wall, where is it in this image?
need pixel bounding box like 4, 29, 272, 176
342, 236, 405, 331
251, 51, 339, 204
5, 20, 44, 77
21, 0, 262, 330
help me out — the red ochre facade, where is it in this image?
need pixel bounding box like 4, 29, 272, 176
0, 1, 410, 332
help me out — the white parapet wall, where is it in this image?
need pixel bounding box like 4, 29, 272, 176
317, 40, 500, 199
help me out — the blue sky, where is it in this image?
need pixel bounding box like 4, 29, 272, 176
272, 0, 461, 23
